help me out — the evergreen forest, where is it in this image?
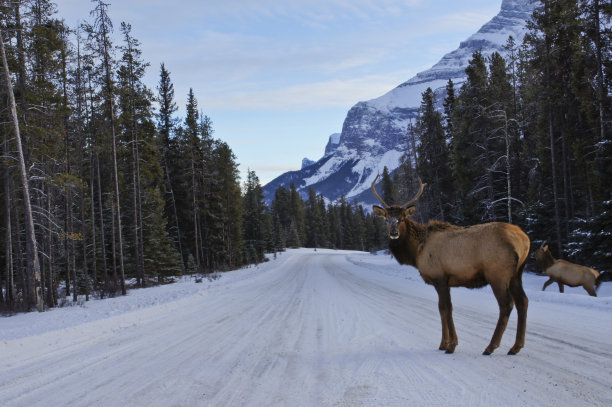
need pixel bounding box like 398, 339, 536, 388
1, 0, 611, 313
398, 0, 611, 277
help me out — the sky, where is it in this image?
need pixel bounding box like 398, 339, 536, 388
53, 0, 501, 185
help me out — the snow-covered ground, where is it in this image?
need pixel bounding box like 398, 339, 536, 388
2, 248, 611, 406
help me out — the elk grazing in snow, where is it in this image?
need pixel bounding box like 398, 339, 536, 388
533, 242, 601, 296
372, 175, 530, 355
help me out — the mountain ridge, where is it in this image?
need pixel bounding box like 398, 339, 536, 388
263, 0, 538, 206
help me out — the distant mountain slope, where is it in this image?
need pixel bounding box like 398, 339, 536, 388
263, 0, 538, 206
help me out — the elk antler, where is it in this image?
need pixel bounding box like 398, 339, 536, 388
371, 174, 389, 208
401, 178, 426, 209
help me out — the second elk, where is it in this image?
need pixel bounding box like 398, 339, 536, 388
533, 242, 601, 296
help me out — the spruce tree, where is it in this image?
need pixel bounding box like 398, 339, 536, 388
415, 87, 452, 221
381, 166, 394, 205
155, 63, 184, 269
243, 170, 266, 262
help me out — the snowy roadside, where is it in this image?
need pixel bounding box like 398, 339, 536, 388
2, 248, 611, 343
0, 251, 290, 342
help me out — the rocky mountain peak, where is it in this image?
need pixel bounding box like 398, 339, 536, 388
263, 0, 538, 206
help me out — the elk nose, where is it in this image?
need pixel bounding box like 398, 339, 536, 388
390, 231, 400, 239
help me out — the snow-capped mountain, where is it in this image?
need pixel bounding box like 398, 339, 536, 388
263, 0, 538, 205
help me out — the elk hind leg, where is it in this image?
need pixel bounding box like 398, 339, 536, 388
484, 282, 514, 355
584, 284, 597, 297
435, 282, 457, 353
508, 273, 528, 355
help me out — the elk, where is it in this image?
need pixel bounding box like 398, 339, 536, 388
371, 175, 530, 355
533, 242, 601, 296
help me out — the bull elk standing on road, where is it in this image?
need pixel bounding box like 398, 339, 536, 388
372, 175, 530, 355
533, 242, 601, 296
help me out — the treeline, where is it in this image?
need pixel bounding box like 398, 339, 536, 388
0, 0, 271, 312
268, 184, 387, 253
398, 0, 611, 270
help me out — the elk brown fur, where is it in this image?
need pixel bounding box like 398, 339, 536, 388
372, 175, 530, 355
533, 243, 601, 296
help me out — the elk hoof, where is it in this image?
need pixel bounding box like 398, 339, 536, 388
508, 345, 522, 355
444, 342, 457, 354
483, 345, 495, 355
445, 349, 455, 354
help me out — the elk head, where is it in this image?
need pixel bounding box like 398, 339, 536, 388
532, 240, 552, 263
371, 174, 426, 239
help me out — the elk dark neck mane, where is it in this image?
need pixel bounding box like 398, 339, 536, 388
536, 249, 556, 270
389, 219, 461, 267
389, 219, 425, 266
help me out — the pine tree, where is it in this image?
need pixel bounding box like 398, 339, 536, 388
86, 0, 127, 295
1, 25, 43, 311
176, 88, 204, 271
243, 170, 266, 263
415, 87, 452, 221
451, 50, 495, 224
443, 79, 456, 139
380, 166, 395, 205
210, 141, 243, 269
155, 63, 184, 269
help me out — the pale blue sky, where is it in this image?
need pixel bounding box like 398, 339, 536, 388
54, 0, 500, 185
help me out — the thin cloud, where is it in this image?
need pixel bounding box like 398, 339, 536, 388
198, 72, 417, 110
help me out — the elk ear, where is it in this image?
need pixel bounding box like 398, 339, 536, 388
403, 205, 417, 217
372, 205, 387, 217
543, 244, 549, 251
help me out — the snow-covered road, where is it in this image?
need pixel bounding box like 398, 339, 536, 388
2, 249, 612, 406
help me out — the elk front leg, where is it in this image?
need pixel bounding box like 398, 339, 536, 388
542, 278, 554, 291
435, 281, 457, 353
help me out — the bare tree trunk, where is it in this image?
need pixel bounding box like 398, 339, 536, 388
543, 1, 563, 257
64, 197, 71, 297
549, 113, 563, 256
89, 153, 98, 294
1, 27, 43, 311
112, 134, 126, 296
130, 122, 146, 287
131, 146, 141, 286
46, 188, 56, 307
96, 154, 109, 296
14, 2, 29, 164
191, 157, 201, 272
482, 125, 497, 222
136, 145, 145, 285
560, 132, 571, 242
505, 130, 512, 223
74, 31, 90, 301
3, 143, 15, 309
69, 191, 77, 302
80, 178, 89, 301
592, 0, 606, 142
